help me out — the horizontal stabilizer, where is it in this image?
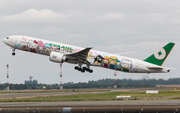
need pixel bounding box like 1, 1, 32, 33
147, 66, 177, 70
166, 68, 177, 70
146, 66, 164, 70
117, 51, 135, 56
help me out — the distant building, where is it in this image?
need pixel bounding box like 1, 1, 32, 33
25, 80, 38, 85
25, 76, 38, 85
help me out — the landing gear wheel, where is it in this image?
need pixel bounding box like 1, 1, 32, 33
75, 65, 93, 73
83, 67, 86, 70
89, 69, 93, 73
78, 68, 82, 71
81, 69, 85, 73
86, 68, 89, 71
74, 66, 78, 70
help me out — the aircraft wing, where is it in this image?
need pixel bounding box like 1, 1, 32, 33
64, 47, 92, 65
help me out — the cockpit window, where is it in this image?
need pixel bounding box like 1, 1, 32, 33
6, 37, 9, 39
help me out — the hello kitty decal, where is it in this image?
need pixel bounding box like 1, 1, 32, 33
27, 40, 38, 53
37, 41, 45, 54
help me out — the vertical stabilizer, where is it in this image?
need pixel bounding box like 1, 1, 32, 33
144, 42, 175, 66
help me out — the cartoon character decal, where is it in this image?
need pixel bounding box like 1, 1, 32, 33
37, 40, 45, 54
50, 45, 58, 52
44, 48, 50, 54
43, 43, 51, 54
94, 55, 103, 64
121, 59, 132, 72
22, 45, 28, 51
130, 65, 137, 72
27, 40, 38, 53
109, 57, 118, 69
102, 56, 109, 68
109, 60, 115, 69
44, 43, 51, 48
107, 57, 119, 69
116, 62, 122, 70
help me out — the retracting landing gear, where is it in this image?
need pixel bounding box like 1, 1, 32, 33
12, 48, 16, 56
74, 66, 93, 73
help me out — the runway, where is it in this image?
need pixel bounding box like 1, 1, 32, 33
0, 89, 180, 112
0, 100, 180, 106
0, 100, 180, 113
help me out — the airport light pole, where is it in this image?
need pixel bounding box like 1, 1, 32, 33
6, 64, 9, 90
60, 63, 63, 89
114, 71, 117, 88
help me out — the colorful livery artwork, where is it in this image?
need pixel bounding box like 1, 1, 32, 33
3, 35, 175, 73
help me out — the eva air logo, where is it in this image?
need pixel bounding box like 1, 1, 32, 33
154, 48, 166, 60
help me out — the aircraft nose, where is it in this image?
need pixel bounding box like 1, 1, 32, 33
3, 38, 6, 43
3, 37, 9, 44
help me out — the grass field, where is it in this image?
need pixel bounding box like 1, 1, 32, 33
0, 91, 180, 102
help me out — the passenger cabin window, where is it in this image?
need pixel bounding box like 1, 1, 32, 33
6, 37, 9, 39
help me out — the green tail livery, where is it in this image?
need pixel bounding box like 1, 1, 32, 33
144, 42, 175, 66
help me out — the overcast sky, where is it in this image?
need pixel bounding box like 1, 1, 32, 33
0, 0, 180, 84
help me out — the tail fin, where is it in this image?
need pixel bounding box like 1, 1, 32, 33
144, 42, 175, 66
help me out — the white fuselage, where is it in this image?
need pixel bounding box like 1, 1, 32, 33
3, 35, 169, 73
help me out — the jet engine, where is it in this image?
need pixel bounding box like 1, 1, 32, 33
49, 52, 66, 63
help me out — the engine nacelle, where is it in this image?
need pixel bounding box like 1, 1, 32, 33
49, 52, 66, 63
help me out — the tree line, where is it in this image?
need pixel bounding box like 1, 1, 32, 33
0, 78, 180, 90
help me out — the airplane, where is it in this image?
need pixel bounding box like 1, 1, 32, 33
3, 35, 175, 73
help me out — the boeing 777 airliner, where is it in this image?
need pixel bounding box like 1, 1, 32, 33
3, 35, 175, 73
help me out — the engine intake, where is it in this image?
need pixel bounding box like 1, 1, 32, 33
49, 52, 66, 63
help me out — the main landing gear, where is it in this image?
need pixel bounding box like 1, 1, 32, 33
74, 66, 93, 73
12, 48, 16, 56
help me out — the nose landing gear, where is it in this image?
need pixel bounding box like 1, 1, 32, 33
12, 49, 16, 56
